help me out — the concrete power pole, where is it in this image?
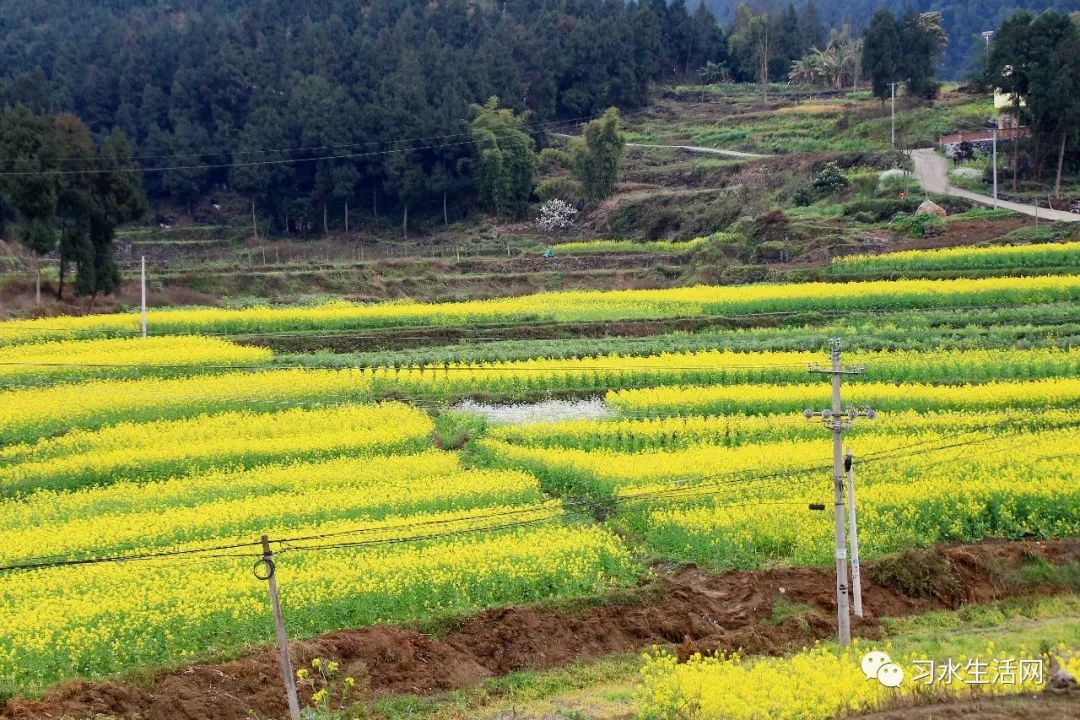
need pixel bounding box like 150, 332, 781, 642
890, 83, 897, 148
845, 448, 863, 618
805, 340, 875, 646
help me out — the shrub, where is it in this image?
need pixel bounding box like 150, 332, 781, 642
890, 213, 945, 236
843, 197, 921, 221
792, 186, 814, 207
878, 168, 920, 194
847, 170, 879, 200
754, 240, 788, 262
535, 177, 582, 203
812, 161, 849, 197
949, 167, 982, 181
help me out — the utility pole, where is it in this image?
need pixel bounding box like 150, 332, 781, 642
805, 340, 875, 646
140, 256, 147, 338
257, 535, 301, 720
845, 447, 863, 618
890, 82, 897, 148
989, 122, 999, 210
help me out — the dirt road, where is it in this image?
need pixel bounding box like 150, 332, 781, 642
911, 148, 1079, 222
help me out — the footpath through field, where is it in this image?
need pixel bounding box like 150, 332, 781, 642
911, 148, 1080, 223
626, 142, 771, 159
552, 131, 770, 159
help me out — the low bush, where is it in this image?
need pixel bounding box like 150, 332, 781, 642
535, 177, 581, 203
890, 213, 946, 236
842, 197, 921, 221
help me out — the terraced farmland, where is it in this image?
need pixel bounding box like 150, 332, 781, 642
1, 266, 1078, 718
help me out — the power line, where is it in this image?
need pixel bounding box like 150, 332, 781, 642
0, 106, 647, 178
1, 420, 1076, 575
0, 108, 637, 167
6, 410, 1071, 574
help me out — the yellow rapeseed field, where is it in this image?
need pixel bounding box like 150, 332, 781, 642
637, 641, 1056, 719
1, 274, 1078, 343
0, 335, 271, 385
0, 367, 374, 444
607, 377, 1080, 416
0, 402, 433, 495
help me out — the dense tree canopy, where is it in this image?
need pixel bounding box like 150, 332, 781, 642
862, 9, 947, 103
0, 0, 730, 233
986, 10, 1080, 195
705, 0, 1080, 79
0, 107, 146, 302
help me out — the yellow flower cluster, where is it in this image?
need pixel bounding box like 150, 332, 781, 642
0, 514, 636, 690
480, 417, 1080, 568
0, 455, 546, 564
641, 443, 1080, 567
550, 238, 703, 255
0, 367, 373, 444
832, 240, 1080, 274
636, 641, 1054, 720
607, 377, 1080, 416
2, 274, 1078, 343
0, 336, 271, 385
0, 402, 434, 495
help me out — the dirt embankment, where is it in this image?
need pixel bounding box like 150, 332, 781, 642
4, 539, 1077, 720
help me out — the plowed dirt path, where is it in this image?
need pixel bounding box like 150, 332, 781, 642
4, 539, 1077, 720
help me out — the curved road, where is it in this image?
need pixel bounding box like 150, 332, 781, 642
574, 135, 1077, 221
911, 148, 1079, 223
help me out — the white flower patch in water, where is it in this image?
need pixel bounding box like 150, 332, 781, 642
455, 398, 614, 425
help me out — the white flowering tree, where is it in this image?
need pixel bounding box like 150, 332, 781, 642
535, 198, 578, 234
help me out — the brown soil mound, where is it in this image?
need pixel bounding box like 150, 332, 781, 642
853, 692, 1080, 719
4, 539, 1077, 720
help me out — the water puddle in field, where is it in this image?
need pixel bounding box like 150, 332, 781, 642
455, 398, 614, 425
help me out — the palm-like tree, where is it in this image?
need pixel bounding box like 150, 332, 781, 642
698, 61, 732, 100
788, 29, 863, 88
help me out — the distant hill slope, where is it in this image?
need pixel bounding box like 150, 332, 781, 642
703, 0, 1080, 79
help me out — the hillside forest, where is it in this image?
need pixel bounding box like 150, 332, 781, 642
0, 0, 1078, 303
0, 0, 969, 234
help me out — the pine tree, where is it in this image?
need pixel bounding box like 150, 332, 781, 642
800, 0, 825, 50
862, 9, 901, 108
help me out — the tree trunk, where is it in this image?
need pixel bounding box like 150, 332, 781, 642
443, 191, 448, 227
402, 205, 408, 240
323, 201, 328, 234
1012, 130, 1020, 192
345, 201, 349, 232
1033, 129, 1043, 183
1056, 128, 1067, 199
57, 253, 65, 300
372, 186, 377, 216
760, 35, 769, 102
33, 254, 40, 306
285, 209, 290, 234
